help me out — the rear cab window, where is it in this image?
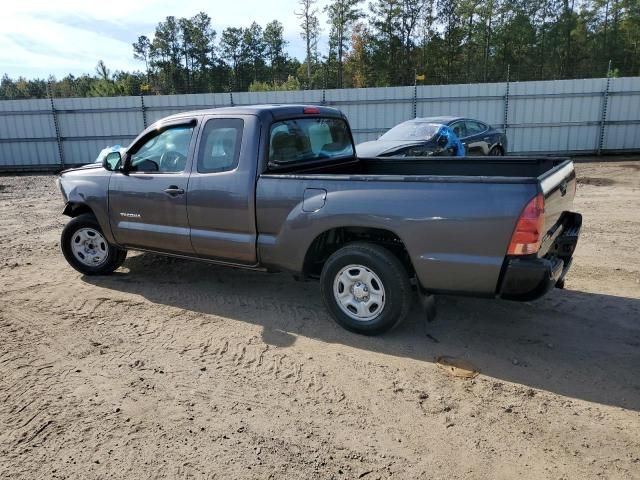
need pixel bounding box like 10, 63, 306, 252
267, 117, 354, 170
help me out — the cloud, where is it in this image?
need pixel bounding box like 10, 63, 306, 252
0, 11, 142, 78
1, 0, 328, 79
33, 13, 157, 46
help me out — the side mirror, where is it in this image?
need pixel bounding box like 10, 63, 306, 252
103, 151, 122, 171
437, 135, 448, 148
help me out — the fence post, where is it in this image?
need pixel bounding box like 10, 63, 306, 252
413, 77, 418, 119
140, 94, 148, 128
598, 60, 612, 156
229, 92, 234, 106
47, 81, 64, 169
503, 65, 510, 136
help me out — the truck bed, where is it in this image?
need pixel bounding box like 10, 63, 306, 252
277, 155, 568, 181
257, 155, 577, 297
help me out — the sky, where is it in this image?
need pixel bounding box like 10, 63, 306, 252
0, 0, 327, 80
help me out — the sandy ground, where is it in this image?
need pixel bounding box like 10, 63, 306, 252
0, 159, 639, 480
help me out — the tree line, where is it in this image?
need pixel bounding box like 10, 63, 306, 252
1, 0, 638, 100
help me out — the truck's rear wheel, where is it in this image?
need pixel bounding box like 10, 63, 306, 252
61, 213, 127, 275
320, 243, 412, 335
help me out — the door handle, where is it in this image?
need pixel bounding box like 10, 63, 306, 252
164, 186, 185, 196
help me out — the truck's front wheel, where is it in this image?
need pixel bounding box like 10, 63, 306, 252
61, 214, 127, 275
320, 243, 412, 335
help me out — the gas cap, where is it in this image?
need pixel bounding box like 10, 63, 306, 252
302, 188, 327, 212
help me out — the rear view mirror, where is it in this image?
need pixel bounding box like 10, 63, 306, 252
437, 135, 448, 148
103, 151, 122, 171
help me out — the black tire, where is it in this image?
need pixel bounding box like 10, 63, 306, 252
320, 242, 412, 335
61, 213, 127, 276
489, 146, 504, 156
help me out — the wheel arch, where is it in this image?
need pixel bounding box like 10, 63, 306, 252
488, 143, 505, 155
62, 201, 118, 246
63, 202, 96, 218
302, 226, 415, 279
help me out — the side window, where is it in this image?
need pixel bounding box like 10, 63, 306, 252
465, 120, 488, 136
129, 125, 194, 173
197, 118, 244, 173
450, 121, 466, 139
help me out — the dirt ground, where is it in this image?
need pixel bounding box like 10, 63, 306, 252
1, 159, 639, 480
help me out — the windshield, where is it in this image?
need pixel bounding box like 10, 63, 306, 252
268, 117, 354, 168
379, 121, 440, 141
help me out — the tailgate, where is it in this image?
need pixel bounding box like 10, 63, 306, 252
538, 160, 577, 256
498, 159, 581, 300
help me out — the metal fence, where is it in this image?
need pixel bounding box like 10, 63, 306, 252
1, 77, 639, 171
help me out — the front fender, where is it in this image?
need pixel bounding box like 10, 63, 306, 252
58, 169, 117, 244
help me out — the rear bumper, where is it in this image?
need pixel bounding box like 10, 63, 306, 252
498, 212, 582, 301
499, 256, 565, 301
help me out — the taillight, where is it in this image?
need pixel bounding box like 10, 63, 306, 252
507, 193, 545, 255
303, 106, 320, 114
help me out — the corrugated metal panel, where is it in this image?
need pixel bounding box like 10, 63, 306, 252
0, 96, 56, 167
507, 78, 609, 152
40, 97, 141, 166
143, 93, 232, 124
63, 137, 135, 165
417, 82, 505, 126
510, 125, 600, 153
0, 97, 59, 167
234, 89, 318, 105
58, 111, 142, 138
0, 77, 639, 169
605, 125, 640, 150
0, 98, 51, 112
608, 94, 640, 122
0, 141, 59, 167
327, 86, 414, 144
0, 112, 55, 139
600, 77, 640, 150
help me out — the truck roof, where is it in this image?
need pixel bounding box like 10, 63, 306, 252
162, 104, 345, 123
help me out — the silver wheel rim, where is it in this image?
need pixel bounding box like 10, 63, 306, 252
333, 264, 386, 322
70, 227, 109, 267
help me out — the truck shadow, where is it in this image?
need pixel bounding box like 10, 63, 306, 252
83, 252, 640, 411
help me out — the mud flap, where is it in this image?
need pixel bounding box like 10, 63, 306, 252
417, 287, 437, 321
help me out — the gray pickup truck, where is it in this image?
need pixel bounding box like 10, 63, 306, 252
57, 105, 581, 335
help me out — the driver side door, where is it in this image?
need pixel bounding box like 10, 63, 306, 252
108, 120, 198, 255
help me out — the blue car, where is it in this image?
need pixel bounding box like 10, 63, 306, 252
356, 116, 508, 158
